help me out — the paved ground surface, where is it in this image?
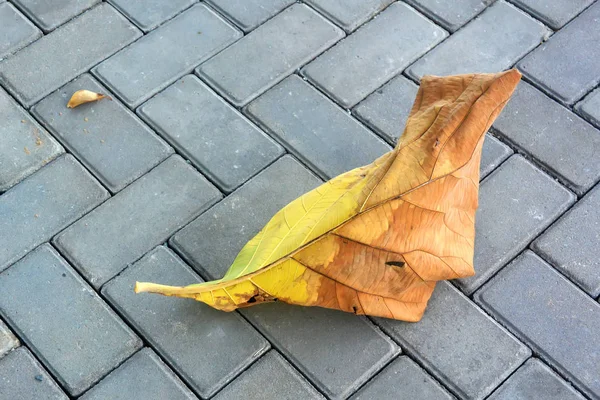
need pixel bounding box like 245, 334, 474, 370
0, 1, 599, 399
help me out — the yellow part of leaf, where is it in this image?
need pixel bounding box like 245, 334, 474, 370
67, 90, 106, 108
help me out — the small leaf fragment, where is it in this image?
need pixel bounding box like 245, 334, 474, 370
67, 90, 106, 108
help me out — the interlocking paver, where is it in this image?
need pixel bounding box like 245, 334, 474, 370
107, 0, 195, 32
376, 281, 530, 400
532, 185, 600, 297
474, 250, 600, 399
518, 2, 600, 105
304, 0, 394, 32
508, 0, 594, 30
54, 155, 221, 288
0, 244, 142, 396
576, 87, 600, 129
32, 74, 172, 193
0, 3, 141, 108
80, 348, 197, 400
407, 1, 549, 80
11, 0, 99, 32
205, 0, 294, 32
492, 81, 600, 196
138, 75, 283, 193
350, 356, 453, 400
102, 246, 269, 398
0, 154, 108, 273
0, 2, 41, 59
488, 358, 586, 400
480, 135, 513, 179
196, 4, 344, 106
302, 2, 446, 108
405, 0, 491, 32
171, 155, 321, 280
93, 4, 240, 109
0, 347, 68, 400
0, 86, 63, 192
0, 320, 18, 359
245, 75, 390, 179
213, 351, 324, 400
455, 155, 576, 295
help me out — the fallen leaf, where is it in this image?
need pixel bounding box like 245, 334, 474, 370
67, 90, 106, 108
135, 70, 522, 321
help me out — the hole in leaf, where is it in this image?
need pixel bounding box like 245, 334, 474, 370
385, 261, 405, 268
247, 296, 257, 303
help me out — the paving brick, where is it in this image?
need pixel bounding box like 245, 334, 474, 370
32, 74, 173, 193
0, 244, 142, 396
304, 0, 394, 32
107, 0, 195, 32
532, 185, 600, 297
0, 87, 63, 192
350, 356, 453, 400
171, 155, 321, 280
480, 135, 513, 179
197, 4, 344, 107
0, 320, 18, 359
0, 4, 141, 108
488, 358, 586, 400
456, 155, 576, 294
377, 281, 530, 400
93, 4, 240, 109
0, 2, 41, 59
407, 1, 549, 80
205, 0, 294, 32
405, 0, 491, 32
303, 2, 446, 108
245, 75, 390, 179
80, 348, 197, 400
137, 75, 283, 193
11, 0, 99, 32
492, 81, 600, 196
54, 155, 221, 288
242, 303, 399, 400
475, 251, 600, 399
0, 347, 68, 400
518, 2, 600, 105
213, 351, 324, 400
575, 87, 600, 129
102, 246, 269, 398
508, 0, 594, 30
0, 154, 108, 272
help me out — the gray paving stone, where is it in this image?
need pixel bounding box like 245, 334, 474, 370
197, 3, 344, 106
0, 154, 108, 273
352, 74, 419, 144
242, 303, 399, 400
213, 351, 324, 400
303, 2, 446, 108
107, 0, 196, 32
576, 87, 600, 129
0, 3, 141, 108
0, 244, 142, 396
376, 281, 530, 400
407, 1, 549, 80
456, 155, 576, 294
475, 250, 600, 399
54, 155, 221, 288
518, 2, 600, 105
138, 75, 283, 193
93, 4, 240, 109
0, 86, 63, 192
205, 0, 294, 32
509, 0, 594, 30
480, 135, 513, 179
0, 320, 18, 359
532, 185, 600, 297
80, 348, 197, 400
492, 81, 600, 196
0, 347, 67, 400
0, 2, 41, 59
11, 0, 99, 32
102, 246, 269, 398
405, 0, 491, 32
350, 356, 453, 400
171, 155, 321, 280
304, 0, 394, 32
245, 75, 390, 179
32, 74, 173, 193
488, 358, 586, 400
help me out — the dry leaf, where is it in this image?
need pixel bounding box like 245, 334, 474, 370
135, 70, 522, 321
67, 90, 106, 108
